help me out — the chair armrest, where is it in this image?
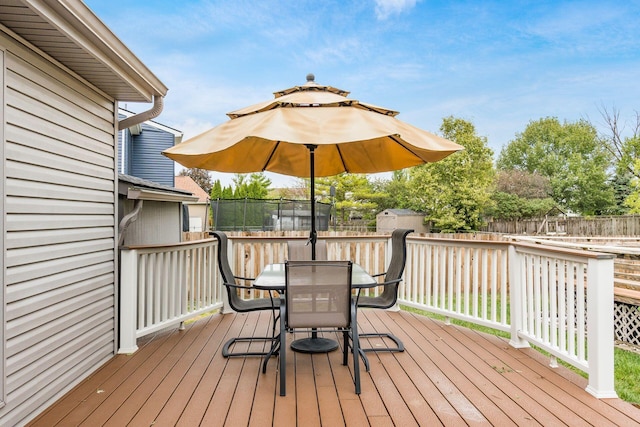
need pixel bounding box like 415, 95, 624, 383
370, 272, 386, 278
356, 277, 401, 290
233, 275, 255, 282
224, 282, 259, 290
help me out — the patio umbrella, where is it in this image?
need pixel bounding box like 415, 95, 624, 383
163, 74, 463, 256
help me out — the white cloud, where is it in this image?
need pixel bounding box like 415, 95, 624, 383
374, 0, 418, 20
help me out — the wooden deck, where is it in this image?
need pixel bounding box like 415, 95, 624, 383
29, 309, 640, 426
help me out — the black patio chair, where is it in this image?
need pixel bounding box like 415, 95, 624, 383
211, 231, 279, 358
279, 260, 361, 396
356, 228, 413, 353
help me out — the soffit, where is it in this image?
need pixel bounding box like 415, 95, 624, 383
0, 0, 167, 102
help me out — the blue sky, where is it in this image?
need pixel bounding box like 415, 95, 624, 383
86, 0, 640, 186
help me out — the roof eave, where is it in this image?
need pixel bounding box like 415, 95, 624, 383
23, 0, 167, 102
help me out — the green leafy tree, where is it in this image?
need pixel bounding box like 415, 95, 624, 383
624, 160, 640, 213
497, 117, 614, 215
408, 116, 495, 232
487, 170, 556, 220
231, 173, 271, 198
210, 179, 223, 199
371, 170, 412, 211
315, 174, 383, 226
179, 168, 213, 194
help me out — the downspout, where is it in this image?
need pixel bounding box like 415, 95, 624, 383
118, 199, 143, 247
118, 95, 164, 130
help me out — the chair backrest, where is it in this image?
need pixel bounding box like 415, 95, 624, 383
385, 229, 413, 282
212, 230, 251, 313
285, 260, 352, 329
211, 231, 235, 285
287, 240, 328, 261
373, 229, 413, 308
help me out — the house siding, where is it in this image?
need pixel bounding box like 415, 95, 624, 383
1, 30, 117, 426
119, 199, 182, 245
118, 122, 176, 187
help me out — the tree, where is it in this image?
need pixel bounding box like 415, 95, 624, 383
486, 170, 556, 220
495, 170, 551, 199
600, 107, 640, 180
315, 174, 383, 226
624, 160, 640, 213
497, 117, 615, 215
178, 168, 213, 194
231, 173, 271, 198
599, 107, 640, 212
407, 117, 495, 232
371, 170, 412, 212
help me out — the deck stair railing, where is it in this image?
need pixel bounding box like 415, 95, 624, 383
118, 234, 617, 398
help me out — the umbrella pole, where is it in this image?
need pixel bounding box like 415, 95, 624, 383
290, 144, 339, 353
307, 144, 317, 260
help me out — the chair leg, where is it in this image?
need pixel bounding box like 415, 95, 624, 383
279, 300, 287, 396
262, 309, 282, 373
342, 331, 349, 365
222, 335, 280, 358
358, 347, 370, 372
358, 332, 404, 353
351, 304, 361, 394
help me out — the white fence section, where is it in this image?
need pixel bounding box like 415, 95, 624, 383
119, 239, 223, 353
401, 238, 511, 332
509, 242, 617, 398
118, 234, 617, 398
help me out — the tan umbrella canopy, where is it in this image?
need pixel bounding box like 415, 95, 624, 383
164, 74, 462, 258
162, 74, 463, 178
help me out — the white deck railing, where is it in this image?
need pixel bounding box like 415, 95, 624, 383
118, 234, 617, 398
119, 239, 223, 353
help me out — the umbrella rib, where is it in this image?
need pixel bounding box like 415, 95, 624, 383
389, 134, 427, 161
263, 141, 280, 171
335, 144, 349, 173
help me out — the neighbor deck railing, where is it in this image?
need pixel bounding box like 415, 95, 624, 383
118, 234, 617, 398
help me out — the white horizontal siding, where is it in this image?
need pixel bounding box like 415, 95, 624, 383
6, 290, 114, 354
5, 214, 114, 232
1, 30, 118, 426
6, 251, 114, 286
6, 227, 114, 249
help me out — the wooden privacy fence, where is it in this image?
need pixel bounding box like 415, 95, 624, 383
485, 215, 640, 236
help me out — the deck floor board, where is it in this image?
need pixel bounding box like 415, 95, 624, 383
28, 309, 640, 426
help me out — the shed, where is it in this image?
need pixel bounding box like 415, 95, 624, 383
0, 1, 168, 425
376, 209, 429, 233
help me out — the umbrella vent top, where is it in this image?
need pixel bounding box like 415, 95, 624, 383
228, 75, 399, 119
274, 74, 349, 98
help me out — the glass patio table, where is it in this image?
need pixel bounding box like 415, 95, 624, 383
254, 262, 377, 353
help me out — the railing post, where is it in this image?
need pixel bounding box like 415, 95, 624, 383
118, 248, 139, 354
585, 255, 618, 398
508, 245, 529, 348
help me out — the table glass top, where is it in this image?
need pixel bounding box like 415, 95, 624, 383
254, 263, 376, 290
